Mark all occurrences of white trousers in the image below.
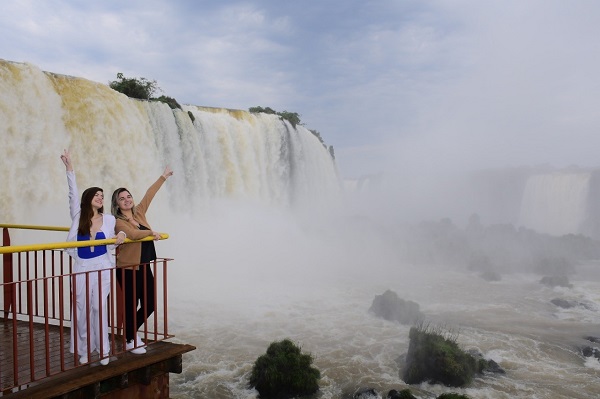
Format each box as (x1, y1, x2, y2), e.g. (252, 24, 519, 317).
(69, 264, 111, 357)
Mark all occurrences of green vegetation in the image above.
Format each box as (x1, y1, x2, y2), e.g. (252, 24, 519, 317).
(249, 106, 277, 115)
(249, 106, 301, 128)
(249, 339, 320, 398)
(108, 73, 185, 112)
(106, 81, 333, 152)
(403, 323, 477, 387)
(276, 111, 301, 128)
(155, 95, 181, 110)
(109, 73, 159, 100)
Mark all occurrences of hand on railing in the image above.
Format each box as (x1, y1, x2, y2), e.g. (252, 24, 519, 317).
(116, 231, 126, 245)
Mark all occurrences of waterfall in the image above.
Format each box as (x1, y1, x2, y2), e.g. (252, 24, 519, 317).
(518, 172, 591, 236)
(0, 59, 341, 229)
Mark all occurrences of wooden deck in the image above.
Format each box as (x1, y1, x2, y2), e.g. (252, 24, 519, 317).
(0, 317, 195, 398)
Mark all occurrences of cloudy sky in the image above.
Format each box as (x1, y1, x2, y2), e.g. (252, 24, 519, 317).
(2, 0, 600, 179)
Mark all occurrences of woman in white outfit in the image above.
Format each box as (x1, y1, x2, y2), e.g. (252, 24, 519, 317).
(61, 150, 125, 366)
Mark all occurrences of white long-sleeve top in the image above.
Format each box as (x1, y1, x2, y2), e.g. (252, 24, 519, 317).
(65, 170, 116, 268)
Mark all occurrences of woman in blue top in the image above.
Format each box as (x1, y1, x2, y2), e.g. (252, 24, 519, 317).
(61, 150, 125, 366)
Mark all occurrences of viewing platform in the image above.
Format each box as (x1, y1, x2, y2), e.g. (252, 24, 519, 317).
(0, 224, 195, 398)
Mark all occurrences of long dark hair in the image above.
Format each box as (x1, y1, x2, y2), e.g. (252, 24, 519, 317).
(78, 187, 103, 236)
(111, 187, 134, 221)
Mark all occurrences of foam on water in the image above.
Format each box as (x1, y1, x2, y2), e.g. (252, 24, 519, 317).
(167, 234, 600, 398)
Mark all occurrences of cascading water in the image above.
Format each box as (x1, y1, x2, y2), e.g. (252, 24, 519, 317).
(518, 172, 591, 236)
(0, 59, 340, 224)
(3, 59, 600, 398)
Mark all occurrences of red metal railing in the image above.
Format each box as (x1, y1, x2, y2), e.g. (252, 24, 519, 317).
(0, 225, 173, 393)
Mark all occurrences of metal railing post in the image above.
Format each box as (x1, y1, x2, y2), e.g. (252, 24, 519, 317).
(3, 228, 14, 318)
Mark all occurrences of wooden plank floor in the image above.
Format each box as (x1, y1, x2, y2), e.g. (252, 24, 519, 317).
(5, 341, 196, 399)
(0, 317, 131, 393)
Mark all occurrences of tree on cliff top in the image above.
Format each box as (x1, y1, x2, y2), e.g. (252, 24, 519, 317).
(108, 73, 184, 112)
(249, 106, 302, 128)
(109, 73, 160, 100)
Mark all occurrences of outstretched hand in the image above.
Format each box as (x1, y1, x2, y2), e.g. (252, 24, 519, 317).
(162, 165, 173, 180)
(60, 149, 73, 171)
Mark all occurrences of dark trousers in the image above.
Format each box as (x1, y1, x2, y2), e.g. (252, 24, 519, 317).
(116, 264, 155, 342)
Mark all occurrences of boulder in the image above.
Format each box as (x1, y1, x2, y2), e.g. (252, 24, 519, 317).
(467, 349, 505, 374)
(540, 275, 572, 288)
(551, 298, 594, 310)
(369, 290, 423, 325)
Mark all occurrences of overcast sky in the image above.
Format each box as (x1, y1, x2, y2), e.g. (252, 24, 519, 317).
(2, 0, 600, 179)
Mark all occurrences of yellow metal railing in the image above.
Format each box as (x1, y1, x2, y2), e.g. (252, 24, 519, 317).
(0, 223, 170, 235)
(0, 223, 168, 254)
(0, 223, 69, 232)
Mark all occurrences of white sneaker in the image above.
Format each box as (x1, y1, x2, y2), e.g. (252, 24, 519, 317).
(135, 334, 147, 348)
(79, 355, 88, 364)
(126, 340, 146, 354)
(100, 354, 110, 366)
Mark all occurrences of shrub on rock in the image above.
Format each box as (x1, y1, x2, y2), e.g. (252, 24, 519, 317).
(249, 338, 320, 398)
(402, 324, 477, 387)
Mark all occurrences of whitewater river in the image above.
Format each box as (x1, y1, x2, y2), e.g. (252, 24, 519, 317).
(165, 223, 600, 399)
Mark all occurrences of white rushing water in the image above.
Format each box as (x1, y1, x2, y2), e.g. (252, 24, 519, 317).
(167, 242, 600, 399)
(518, 173, 591, 237)
(2, 59, 600, 398)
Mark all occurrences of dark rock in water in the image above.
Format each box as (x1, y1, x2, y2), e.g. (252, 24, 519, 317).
(466, 253, 501, 281)
(582, 346, 594, 357)
(581, 337, 600, 361)
(387, 388, 417, 399)
(467, 349, 506, 374)
(551, 298, 596, 310)
(467, 253, 493, 272)
(534, 257, 575, 277)
(581, 345, 600, 360)
(479, 269, 502, 282)
(539, 275, 572, 288)
(484, 359, 506, 374)
(353, 387, 379, 398)
(369, 290, 424, 325)
(551, 298, 576, 308)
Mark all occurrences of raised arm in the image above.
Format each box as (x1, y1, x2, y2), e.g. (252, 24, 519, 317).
(60, 149, 80, 220)
(135, 166, 173, 215)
